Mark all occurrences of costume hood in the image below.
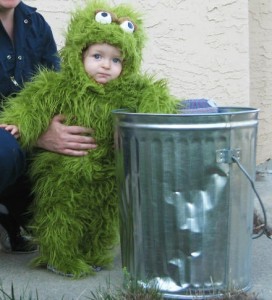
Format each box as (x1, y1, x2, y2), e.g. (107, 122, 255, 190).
(60, 0, 146, 91)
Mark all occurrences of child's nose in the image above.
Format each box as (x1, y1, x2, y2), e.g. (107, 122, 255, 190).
(102, 59, 111, 69)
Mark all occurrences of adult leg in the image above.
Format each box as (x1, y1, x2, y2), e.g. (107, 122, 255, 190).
(0, 129, 25, 193)
(0, 129, 35, 252)
(0, 171, 33, 230)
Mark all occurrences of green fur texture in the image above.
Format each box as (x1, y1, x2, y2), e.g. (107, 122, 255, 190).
(0, 0, 179, 278)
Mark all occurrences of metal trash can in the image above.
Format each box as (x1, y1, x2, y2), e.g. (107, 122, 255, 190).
(113, 107, 259, 299)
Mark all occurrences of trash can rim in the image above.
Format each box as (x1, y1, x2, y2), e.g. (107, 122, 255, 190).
(112, 106, 259, 116)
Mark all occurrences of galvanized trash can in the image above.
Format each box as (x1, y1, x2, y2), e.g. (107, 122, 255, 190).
(113, 107, 259, 299)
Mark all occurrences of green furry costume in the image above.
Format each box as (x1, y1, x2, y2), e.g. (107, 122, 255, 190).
(0, 0, 178, 277)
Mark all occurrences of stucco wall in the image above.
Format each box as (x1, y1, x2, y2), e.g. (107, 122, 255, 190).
(24, 0, 270, 164)
(249, 0, 272, 164)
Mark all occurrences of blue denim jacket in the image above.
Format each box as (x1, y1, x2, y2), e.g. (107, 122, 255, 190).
(0, 1, 60, 101)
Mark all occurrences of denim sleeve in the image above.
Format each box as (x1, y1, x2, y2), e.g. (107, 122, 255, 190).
(37, 14, 60, 71)
(24, 11, 60, 72)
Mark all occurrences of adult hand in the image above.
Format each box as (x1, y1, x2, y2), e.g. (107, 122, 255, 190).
(35, 114, 97, 156)
(0, 124, 20, 139)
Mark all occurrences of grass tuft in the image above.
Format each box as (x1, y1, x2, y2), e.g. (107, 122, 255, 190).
(0, 277, 260, 300)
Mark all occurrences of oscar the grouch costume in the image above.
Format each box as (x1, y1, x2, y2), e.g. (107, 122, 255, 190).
(0, 0, 179, 277)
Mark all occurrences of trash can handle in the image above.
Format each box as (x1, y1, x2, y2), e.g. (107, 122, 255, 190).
(232, 155, 271, 240)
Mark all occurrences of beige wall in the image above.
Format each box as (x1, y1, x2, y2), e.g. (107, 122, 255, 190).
(249, 0, 272, 164)
(24, 0, 271, 164)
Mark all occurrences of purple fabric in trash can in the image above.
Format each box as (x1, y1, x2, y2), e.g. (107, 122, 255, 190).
(180, 98, 218, 114)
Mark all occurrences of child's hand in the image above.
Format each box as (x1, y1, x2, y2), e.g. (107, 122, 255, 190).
(0, 124, 20, 139)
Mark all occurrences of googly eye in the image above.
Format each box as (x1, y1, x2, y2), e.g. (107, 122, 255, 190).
(95, 11, 112, 24)
(120, 20, 135, 33)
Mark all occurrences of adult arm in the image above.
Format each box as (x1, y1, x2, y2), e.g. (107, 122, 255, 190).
(34, 18, 97, 156)
(35, 10, 60, 71)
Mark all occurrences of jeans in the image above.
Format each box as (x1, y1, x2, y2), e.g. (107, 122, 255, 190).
(0, 129, 33, 241)
(0, 128, 26, 193)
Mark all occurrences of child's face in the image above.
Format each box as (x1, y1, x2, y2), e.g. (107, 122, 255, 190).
(83, 43, 123, 85)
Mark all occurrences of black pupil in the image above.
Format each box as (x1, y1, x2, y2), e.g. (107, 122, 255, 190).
(102, 12, 108, 17)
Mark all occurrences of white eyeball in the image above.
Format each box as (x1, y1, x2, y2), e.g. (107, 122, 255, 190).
(120, 20, 135, 33)
(95, 11, 112, 24)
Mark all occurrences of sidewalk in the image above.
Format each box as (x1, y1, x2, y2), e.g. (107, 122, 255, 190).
(0, 247, 123, 300)
(0, 172, 272, 300)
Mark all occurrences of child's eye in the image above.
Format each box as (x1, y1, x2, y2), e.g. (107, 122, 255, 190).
(112, 58, 122, 63)
(95, 11, 112, 24)
(119, 20, 135, 33)
(93, 54, 101, 60)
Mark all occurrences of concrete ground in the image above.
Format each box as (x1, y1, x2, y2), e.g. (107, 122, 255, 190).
(0, 248, 123, 300)
(0, 171, 271, 300)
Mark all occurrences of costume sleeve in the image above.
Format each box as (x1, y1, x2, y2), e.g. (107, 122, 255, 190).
(136, 76, 180, 114)
(0, 70, 59, 150)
